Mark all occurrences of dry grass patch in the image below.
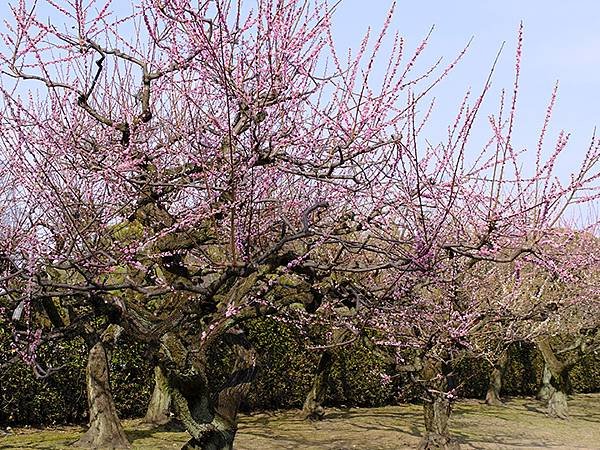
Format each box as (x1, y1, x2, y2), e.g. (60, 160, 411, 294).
(1, 394, 598, 449)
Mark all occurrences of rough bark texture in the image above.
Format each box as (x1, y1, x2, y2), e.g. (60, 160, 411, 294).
(485, 351, 508, 406)
(74, 334, 130, 449)
(418, 397, 460, 450)
(169, 367, 237, 450)
(547, 390, 569, 419)
(537, 339, 570, 419)
(161, 330, 256, 450)
(302, 351, 334, 420)
(536, 364, 555, 402)
(143, 366, 172, 426)
(417, 358, 460, 450)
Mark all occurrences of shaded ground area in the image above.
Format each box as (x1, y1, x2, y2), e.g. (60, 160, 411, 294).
(1, 394, 599, 449)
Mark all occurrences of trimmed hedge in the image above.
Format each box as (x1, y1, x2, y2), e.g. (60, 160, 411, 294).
(457, 341, 600, 399)
(0, 330, 153, 426)
(243, 319, 396, 410)
(1, 319, 598, 425)
(0, 331, 87, 425)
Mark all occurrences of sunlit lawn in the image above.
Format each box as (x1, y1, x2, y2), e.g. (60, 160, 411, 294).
(2, 394, 599, 449)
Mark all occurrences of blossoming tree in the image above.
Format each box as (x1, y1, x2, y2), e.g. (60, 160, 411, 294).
(358, 27, 600, 448)
(0, 0, 458, 448)
(1, 1, 598, 450)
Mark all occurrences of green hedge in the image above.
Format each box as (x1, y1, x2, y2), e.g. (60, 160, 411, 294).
(242, 319, 396, 410)
(0, 330, 153, 426)
(242, 318, 319, 409)
(1, 319, 599, 426)
(0, 330, 87, 425)
(570, 353, 600, 394)
(457, 342, 600, 398)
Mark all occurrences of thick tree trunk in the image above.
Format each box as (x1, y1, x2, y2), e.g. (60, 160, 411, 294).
(418, 396, 459, 450)
(143, 366, 172, 426)
(485, 350, 508, 406)
(161, 331, 256, 450)
(536, 364, 555, 402)
(537, 339, 570, 419)
(547, 389, 569, 419)
(302, 350, 334, 420)
(74, 338, 130, 449)
(418, 358, 459, 450)
(168, 368, 238, 450)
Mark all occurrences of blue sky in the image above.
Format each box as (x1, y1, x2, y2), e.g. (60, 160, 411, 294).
(1, 0, 598, 182)
(331, 0, 600, 180)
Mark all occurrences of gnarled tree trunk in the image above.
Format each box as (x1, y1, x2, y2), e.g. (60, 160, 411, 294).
(537, 339, 570, 419)
(161, 330, 256, 450)
(547, 389, 569, 419)
(302, 327, 355, 420)
(302, 350, 334, 420)
(485, 350, 508, 406)
(419, 395, 459, 450)
(418, 358, 460, 450)
(143, 365, 172, 426)
(536, 363, 555, 402)
(74, 326, 129, 449)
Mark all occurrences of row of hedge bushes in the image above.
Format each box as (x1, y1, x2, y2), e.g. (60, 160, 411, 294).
(1, 318, 599, 425)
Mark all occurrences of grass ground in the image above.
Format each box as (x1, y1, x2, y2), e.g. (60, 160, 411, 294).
(1, 394, 599, 449)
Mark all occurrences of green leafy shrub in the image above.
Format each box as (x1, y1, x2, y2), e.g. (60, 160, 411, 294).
(501, 342, 544, 397)
(107, 338, 154, 419)
(569, 353, 600, 394)
(0, 326, 152, 425)
(243, 318, 319, 409)
(1, 319, 599, 426)
(0, 331, 87, 425)
(327, 341, 396, 407)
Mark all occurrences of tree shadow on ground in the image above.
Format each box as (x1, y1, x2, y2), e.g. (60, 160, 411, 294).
(124, 420, 188, 446)
(449, 428, 562, 449)
(521, 402, 547, 414)
(2, 395, 598, 450)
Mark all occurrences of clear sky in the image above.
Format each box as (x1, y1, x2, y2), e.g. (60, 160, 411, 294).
(1, 0, 598, 181)
(331, 0, 600, 180)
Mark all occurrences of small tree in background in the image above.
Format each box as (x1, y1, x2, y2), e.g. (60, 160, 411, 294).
(355, 25, 600, 449)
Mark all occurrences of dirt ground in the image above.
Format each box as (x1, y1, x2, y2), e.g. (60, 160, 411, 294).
(1, 394, 599, 449)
